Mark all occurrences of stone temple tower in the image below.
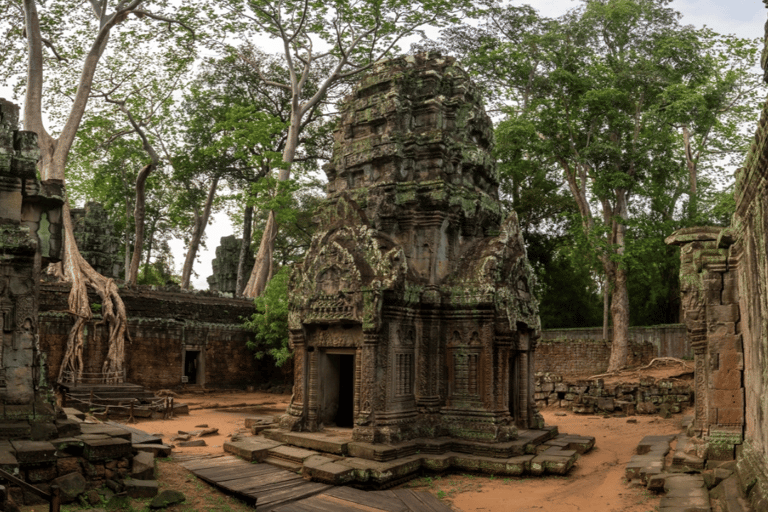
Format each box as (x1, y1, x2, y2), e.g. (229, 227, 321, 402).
(282, 53, 542, 444)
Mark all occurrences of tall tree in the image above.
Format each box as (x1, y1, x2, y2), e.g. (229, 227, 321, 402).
(226, 0, 471, 297)
(1, 0, 197, 383)
(432, 0, 761, 370)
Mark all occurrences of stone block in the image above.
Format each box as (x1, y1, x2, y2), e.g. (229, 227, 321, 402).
(82, 438, 131, 461)
(51, 471, 87, 503)
(82, 461, 105, 478)
(11, 440, 57, 465)
(30, 421, 58, 441)
(79, 424, 132, 441)
(302, 455, 355, 484)
(55, 419, 82, 438)
(223, 439, 283, 462)
(132, 451, 155, 480)
(0, 448, 18, 472)
(178, 439, 206, 447)
(0, 422, 32, 439)
(57, 457, 81, 475)
(597, 397, 615, 412)
(25, 464, 57, 483)
(150, 489, 186, 509)
(124, 479, 158, 498)
(716, 407, 745, 426)
(133, 443, 172, 458)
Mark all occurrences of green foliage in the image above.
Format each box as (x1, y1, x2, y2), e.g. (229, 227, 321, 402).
(244, 266, 292, 366)
(432, 0, 764, 329)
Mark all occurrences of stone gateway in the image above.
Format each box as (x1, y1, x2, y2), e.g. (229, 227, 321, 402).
(281, 53, 542, 444)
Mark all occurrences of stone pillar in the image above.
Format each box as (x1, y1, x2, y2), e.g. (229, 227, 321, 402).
(0, 98, 63, 429)
(666, 226, 745, 459)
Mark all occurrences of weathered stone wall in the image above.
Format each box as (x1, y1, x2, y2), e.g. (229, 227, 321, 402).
(534, 339, 655, 377)
(70, 202, 122, 279)
(533, 373, 693, 415)
(664, 20, 768, 508)
(38, 284, 285, 389)
(730, 93, 768, 510)
(207, 235, 254, 295)
(541, 324, 689, 360)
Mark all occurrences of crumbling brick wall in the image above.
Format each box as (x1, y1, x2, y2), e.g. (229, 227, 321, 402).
(535, 339, 655, 377)
(38, 283, 287, 389)
(541, 324, 690, 359)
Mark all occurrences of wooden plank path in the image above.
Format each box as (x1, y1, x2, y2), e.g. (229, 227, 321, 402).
(178, 455, 454, 512)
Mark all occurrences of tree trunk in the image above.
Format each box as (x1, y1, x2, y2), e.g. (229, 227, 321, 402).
(236, 204, 254, 297)
(602, 275, 610, 340)
(181, 177, 219, 289)
(242, 210, 278, 297)
(243, 117, 299, 298)
(605, 189, 630, 372)
(606, 264, 630, 372)
(682, 126, 698, 219)
(24, 0, 130, 384)
(124, 193, 131, 279)
(127, 163, 154, 285)
(57, 202, 128, 384)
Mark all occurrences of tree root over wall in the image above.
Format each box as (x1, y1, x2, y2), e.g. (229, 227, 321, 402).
(57, 202, 128, 385)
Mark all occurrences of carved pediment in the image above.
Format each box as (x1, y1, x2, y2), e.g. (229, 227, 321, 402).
(289, 195, 408, 329)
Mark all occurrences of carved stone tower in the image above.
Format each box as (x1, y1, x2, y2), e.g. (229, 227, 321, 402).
(282, 53, 542, 444)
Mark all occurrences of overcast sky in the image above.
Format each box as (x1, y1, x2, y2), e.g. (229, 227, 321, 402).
(3, 1, 767, 290)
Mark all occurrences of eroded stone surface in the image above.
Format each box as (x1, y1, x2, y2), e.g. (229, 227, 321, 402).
(282, 52, 541, 447)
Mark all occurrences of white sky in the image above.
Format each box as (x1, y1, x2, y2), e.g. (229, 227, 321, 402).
(3, 1, 767, 290)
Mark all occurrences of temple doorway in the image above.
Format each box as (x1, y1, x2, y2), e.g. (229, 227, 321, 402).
(318, 350, 355, 427)
(183, 346, 204, 385)
(509, 354, 520, 423)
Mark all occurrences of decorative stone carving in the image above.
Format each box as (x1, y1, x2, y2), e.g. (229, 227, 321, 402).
(207, 235, 254, 294)
(0, 98, 62, 423)
(281, 53, 542, 444)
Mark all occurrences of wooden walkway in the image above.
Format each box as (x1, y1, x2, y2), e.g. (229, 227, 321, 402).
(178, 455, 453, 512)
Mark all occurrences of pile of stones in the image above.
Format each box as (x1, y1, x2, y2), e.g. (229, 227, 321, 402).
(534, 373, 693, 415)
(0, 409, 175, 509)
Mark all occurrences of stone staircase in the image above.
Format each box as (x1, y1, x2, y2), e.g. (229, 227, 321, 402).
(65, 383, 156, 409)
(225, 422, 595, 489)
(624, 418, 754, 512)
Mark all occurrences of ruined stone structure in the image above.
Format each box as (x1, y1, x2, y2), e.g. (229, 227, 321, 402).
(282, 53, 542, 444)
(665, 18, 768, 508)
(207, 235, 254, 295)
(38, 284, 278, 390)
(70, 202, 122, 279)
(0, 98, 63, 431)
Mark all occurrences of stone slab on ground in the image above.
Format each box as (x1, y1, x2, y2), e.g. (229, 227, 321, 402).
(133, 443, 173, 458)
(124, 479, 159, 498)
(267, 444, 319, 464)
(263, 429, 349, 455)
(224, 438, 284, 462)
(301, 455, 356, 485)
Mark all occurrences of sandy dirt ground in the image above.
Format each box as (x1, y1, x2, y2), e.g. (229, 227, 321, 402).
(78, 389, 685, 512)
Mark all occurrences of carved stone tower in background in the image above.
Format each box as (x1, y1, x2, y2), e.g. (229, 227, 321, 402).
(282, 53, 542, 444)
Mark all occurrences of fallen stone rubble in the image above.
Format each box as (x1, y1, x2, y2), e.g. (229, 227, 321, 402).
(535, 373, 693, 416)
(624, 416, 754, 512)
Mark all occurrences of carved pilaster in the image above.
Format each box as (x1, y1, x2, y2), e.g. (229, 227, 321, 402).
(306, 348, 318, 431)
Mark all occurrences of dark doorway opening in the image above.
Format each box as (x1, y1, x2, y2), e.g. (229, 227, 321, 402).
(335, 354, 355, 427)
(184, 350, 200, 384)
(509, 354, 519, 423)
